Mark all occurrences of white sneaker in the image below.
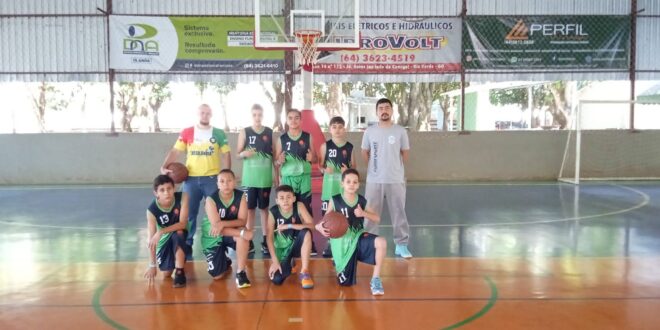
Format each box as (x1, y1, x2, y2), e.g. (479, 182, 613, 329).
(395, 244, 413, 259)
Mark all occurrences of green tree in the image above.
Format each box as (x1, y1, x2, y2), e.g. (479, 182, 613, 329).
(29, 82, 69, 132)
(116, 82, 138, 132)
(195, 82, 208, 101)
(144, 82, 172, 132)
(262, 82, 286, 132)
(210, 83, 236, 131)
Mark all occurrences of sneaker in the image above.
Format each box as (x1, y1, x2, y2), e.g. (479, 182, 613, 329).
(370, 277, 384, 295)
(395, 244, 413, 259)
(261, 241, 270, 256)
(248, 240, 255, 254)
(311, 241, 318, 256)
(322, 244, 332, 258)
(173, 269, 186, 288)
(235, 270, 251, 288)
(299, 271, 314, 289)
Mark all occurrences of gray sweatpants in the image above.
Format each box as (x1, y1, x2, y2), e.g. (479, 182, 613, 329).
(364, 182, 410, 245)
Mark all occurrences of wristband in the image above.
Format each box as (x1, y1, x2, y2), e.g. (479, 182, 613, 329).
(148, 262, 157, 268)
(240, 229, 245, 238)
(288, 224, 293, 230)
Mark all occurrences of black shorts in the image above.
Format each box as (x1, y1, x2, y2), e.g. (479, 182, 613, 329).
(337, 233, 378, 286)
(156, 231, 189, 272)
(271, 228, 310, 285)
(204, 236, 236, 277)
(246, 187, 271, 210)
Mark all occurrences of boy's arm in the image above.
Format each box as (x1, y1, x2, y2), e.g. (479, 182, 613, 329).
(350, 148, 357, 169)
(295, 202, 315, 230)
(236, 129, 247, 155)
(145, 211, 158, 281)
(274, 137, 283, 178)
(307, 135, 318, 163)
(361, 204, 381, 223)
(318, 143, 327, 172)
(266, 211, 282, 278)
(272, 133, 279, 187)
(220, 193, 248, 229)
(204, 197, 224, 236)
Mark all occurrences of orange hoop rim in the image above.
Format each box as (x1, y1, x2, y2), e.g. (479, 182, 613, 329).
(294, 29, 322, 44)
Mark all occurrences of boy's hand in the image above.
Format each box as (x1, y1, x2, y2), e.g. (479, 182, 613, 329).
(144, 266, 157, 283)
(148, 232, 162, 250)
(276, 223, 291, 233)
(241, 150, 255, 159)
(277, 152, 286, 165)
(315, 222, 330, 238)
(325, 166, 334, 174)
(268, 261, 282, 279)
(340, 164, 348, 173)
(354, 204, 366, 218)
(210, 221, 224, 237)
(306, 150, 313, 162)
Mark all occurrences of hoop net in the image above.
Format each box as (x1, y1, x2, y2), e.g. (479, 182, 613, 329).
(294, 29, 322, 67)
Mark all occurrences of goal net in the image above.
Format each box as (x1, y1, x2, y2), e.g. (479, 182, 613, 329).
(558, 100, 660, 184)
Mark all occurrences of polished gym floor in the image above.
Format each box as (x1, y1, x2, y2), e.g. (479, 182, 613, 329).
(1, 182, 659, 329)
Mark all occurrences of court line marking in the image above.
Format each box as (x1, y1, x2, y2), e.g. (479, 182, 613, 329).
(92, 282, 128, 330)
(6, 295, 660, 310)
(0, 183, 649, 231)
(443, 276, 498, 330)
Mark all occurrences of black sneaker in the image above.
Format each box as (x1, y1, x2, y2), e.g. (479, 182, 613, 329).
(173, 269, 186, 288)
(261, 241, 270, 256)
(248, 240, 255, 254)
(311, 241, 318, 256)
(236, 270, 251, 288)
(322, 244, 332, 258)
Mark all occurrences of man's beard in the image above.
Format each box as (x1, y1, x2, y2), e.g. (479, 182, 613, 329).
(199, 120, 210, 126)
(380, 114, 390, 121)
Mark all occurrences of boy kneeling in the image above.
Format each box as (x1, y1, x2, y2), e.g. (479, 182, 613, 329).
(144, 175, 190, 288)
(315, 169, 386, 295)
(202, 169, 253, 288)
(266, 185, 315, 289)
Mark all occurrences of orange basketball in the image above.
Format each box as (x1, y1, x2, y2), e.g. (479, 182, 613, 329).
(166, 162, 188, 184)
(322, 211, 349, 238)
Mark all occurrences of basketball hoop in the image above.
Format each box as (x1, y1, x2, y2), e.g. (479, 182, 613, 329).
(294, 29, 322, 68)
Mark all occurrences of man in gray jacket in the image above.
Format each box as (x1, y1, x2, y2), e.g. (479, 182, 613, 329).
(361, 98, 412, 258)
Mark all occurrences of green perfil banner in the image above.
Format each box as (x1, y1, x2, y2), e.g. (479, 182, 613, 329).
(463, 16, 630, 70)
(110, 16, 284, 72)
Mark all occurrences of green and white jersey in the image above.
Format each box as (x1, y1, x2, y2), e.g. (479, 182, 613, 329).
(321, 140, 353, 201)
(201, 189, 244, 253)
(269, 204, 302, 260)
(329, 193, 367, 273)
(280, 131, 312, 177)
(241, 126, 274, 188)
(147, 192, 184, 252)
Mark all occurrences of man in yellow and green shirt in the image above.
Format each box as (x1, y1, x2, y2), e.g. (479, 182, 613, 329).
(161, 104, 231, 260)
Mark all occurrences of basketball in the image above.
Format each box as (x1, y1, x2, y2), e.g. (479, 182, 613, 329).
(322, 211, 349, 238)
(166, 162, 188, 184)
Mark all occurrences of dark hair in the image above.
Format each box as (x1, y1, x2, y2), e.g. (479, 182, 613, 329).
(276, 185, 295, 195)
(342, 168, 360, 181)
(376, 98, 393, 109)
(219, 169, 235, 178)
(251, 104, 263, 111)
(329, 116, 345, 126)
(286, 108, 301, 117)
(153, 174, 174, 191)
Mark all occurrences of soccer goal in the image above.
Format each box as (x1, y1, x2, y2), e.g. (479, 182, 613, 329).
(558, 99, 660, 184)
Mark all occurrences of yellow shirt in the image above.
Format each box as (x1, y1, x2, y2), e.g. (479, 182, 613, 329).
(173, 126, 230, 176)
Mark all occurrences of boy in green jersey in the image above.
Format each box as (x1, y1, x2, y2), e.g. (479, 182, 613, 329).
(144, 175, 190, 288)
(315, 169, 387, 295)
(318, 116, 356, 258)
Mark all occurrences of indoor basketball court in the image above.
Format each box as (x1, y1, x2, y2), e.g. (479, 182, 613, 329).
(2, 0, 660, 329)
